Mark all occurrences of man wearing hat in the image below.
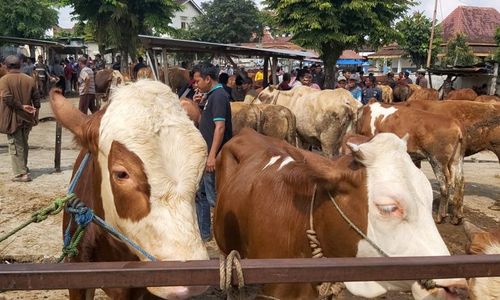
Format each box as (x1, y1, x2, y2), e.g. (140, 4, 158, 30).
(0, 55, 40, 182)
(336, 75, 347, 89)
(347, 75, 362, 103)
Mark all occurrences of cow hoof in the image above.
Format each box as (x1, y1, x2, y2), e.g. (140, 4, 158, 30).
(450, 216, 463, 225)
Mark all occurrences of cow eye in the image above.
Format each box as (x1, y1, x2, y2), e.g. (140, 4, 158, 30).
(114, 171, 129, 180)
(377, 204, 399, 215)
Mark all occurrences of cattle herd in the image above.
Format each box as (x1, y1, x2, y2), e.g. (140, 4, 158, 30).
(47, 76, 499, 300)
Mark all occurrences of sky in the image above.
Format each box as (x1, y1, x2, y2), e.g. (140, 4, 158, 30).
(57, 0, 500, 28)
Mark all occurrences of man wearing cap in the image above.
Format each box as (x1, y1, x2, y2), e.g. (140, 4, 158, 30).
(0, 55, 40, 182)
(336, 75, 347, 89)
(416, 70, 428, 88)
(77, 56, 97, 114)
(347, 75, 362, 103)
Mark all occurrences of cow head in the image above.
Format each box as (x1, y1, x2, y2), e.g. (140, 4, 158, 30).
(344, 133, 467, 299)
(464, 222, 500, 300)
(50, 81, 209, 299)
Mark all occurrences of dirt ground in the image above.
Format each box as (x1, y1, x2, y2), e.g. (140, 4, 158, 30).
(0, 98, 498, 300)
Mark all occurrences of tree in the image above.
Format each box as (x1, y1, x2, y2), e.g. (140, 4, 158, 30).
(259, 9, 289, 37)
(443, 33, 476, 66)
(190, 0, 262, 44)
(396, 12, 441, 69)
(265, 0, 416, 88)
(62, 0, 180, 71)
(0, 0, 58, 39)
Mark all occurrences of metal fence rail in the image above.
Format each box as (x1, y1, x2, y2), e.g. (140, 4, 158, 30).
(1, 255, 500, 290)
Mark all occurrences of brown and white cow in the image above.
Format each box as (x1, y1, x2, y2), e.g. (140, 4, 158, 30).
(231, 102, 296, 145)
(464, 222, 500, 300)
(50, 80, 209, 299)
(405, 100, 500, 163)
(214, 128, 466, 300)
(356, 102, 465, 224)
(256, 85, 360, 156)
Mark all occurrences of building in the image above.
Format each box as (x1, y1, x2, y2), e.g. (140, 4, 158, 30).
(171, 0, 203, 30)
(440, 6, 500, 59)
(369, 6, 500, 74)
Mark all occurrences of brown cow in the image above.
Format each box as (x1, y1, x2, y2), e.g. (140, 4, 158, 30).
(230, 102, 296, 145)
(464, 222, 500, 300)
(393, 84, 411, 102)
(50, 80, 209, 299)
(446, 88, 478, 100)
(405, 100, 500, 161)
(475, 95, 500, 103)
(214, 129, 466, 300)
(407, 88, 439, 101)
(356, 102, 465, 224)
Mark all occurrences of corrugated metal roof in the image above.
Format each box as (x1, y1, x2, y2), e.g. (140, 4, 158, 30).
(0, 36, 64, 48)
(138, 35, 319, 60)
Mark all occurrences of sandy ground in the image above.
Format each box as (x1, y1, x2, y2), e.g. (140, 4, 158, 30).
(0, 98, 498, 299)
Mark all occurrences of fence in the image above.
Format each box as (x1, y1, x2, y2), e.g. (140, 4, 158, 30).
(1, 255, 500, 291)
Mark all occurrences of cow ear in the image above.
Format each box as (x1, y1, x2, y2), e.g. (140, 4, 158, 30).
(50, 88, 89, 140)
(463, 221, 485, 241)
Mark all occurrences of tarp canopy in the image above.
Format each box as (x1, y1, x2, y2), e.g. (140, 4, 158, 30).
(337, 59, 365, 65)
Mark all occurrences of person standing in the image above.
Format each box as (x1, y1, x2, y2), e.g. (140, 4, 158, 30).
(193, 63, 232, 241)
(133, 56, 147, 80)
(34, 55, 49, 98)
(347, 76, 362, 103)
(362, 76, 382, 105)
(20, 55, 34, 76)
(312, 64, 325, 89)
(77, 57, 97, 114)
(94, 54, 105, 71)
(416, 70, 428, 88)
(0, 55, 40, 182)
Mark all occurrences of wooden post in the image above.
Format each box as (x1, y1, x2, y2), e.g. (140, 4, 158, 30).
(428, 71, 433, 89)
(54, 122, 62, 172)
(263, 57, 269, 88)
(490, 63, 499, 95)
(272, 57, 278, 85)
(145, 50, 158, 81)
(162, 48, 169, 85)
(426, 0, 438, 68)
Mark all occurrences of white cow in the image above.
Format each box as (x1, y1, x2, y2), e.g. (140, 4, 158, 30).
(255, 86, 360, 156)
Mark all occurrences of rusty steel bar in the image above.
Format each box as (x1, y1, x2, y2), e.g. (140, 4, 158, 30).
(1, 255, 499, 290)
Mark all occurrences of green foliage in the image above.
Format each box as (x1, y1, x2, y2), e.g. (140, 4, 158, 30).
(62, 0, 180, 59)
(443, 33, 476, 66)
(0, 0, 58, 39)
(258, 9, 288, 37)
(495, 27, 500, 62)
(265, 0, 416, 88)
(190, 0, 262, 44)
(396, 12, 441, 68)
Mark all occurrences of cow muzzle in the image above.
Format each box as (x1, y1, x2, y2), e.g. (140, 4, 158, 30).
(412, 278, 468, 300)
(147, 285, 208, 299)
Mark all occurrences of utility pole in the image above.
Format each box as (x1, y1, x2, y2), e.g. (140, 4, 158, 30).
(426, 0, 439, 68)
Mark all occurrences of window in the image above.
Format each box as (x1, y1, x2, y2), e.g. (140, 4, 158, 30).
(181, 22, 187, 29)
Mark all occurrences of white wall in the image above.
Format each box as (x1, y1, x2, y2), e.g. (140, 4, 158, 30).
(170, 1, 201, 30)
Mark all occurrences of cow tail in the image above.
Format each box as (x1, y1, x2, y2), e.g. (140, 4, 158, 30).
(287, 110, 297, 146)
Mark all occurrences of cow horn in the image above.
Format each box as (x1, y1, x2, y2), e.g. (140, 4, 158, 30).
(463, 221, 485, 241)
(49, 88, 89, 140)
(401, 133, 410, 144)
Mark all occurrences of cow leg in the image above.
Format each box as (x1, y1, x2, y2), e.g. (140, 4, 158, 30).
(449, 156, 465, 225)
(69, 288, 95, 300)
(428, 157, 448, 223)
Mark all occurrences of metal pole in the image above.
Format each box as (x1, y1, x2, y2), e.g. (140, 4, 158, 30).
(272, 57, 278, 85)
(426, 0, 439, 68)
(162, 48, 169, 85)
(263, 56, 269, 87)
(54, 122, 62, 172)
(145, 50, 158, 81)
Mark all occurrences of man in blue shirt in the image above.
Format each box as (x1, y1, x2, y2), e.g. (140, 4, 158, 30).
(193, 63, 232, 241)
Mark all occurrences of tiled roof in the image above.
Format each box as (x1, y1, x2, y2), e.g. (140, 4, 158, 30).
(440, 6, 500, 44)
(368, 43, 406, 58)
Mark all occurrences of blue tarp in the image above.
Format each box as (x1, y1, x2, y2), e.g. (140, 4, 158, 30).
(337, 59, 365, 65)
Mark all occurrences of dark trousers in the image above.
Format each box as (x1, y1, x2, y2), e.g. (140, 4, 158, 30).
(79, 94, 97, 114)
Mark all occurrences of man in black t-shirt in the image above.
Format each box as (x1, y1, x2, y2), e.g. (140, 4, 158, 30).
(193, 63, 232, 241)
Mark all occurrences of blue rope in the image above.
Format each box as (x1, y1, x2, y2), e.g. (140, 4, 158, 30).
(62, 152, 157, 262)
(67, 153, 91, 194)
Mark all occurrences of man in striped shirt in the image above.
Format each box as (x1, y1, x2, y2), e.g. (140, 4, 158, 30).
(77, 57, 97, 114)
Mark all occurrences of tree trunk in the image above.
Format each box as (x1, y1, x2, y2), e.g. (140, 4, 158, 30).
(121, 50, 128, 76)
(321, 47, 343, 89)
